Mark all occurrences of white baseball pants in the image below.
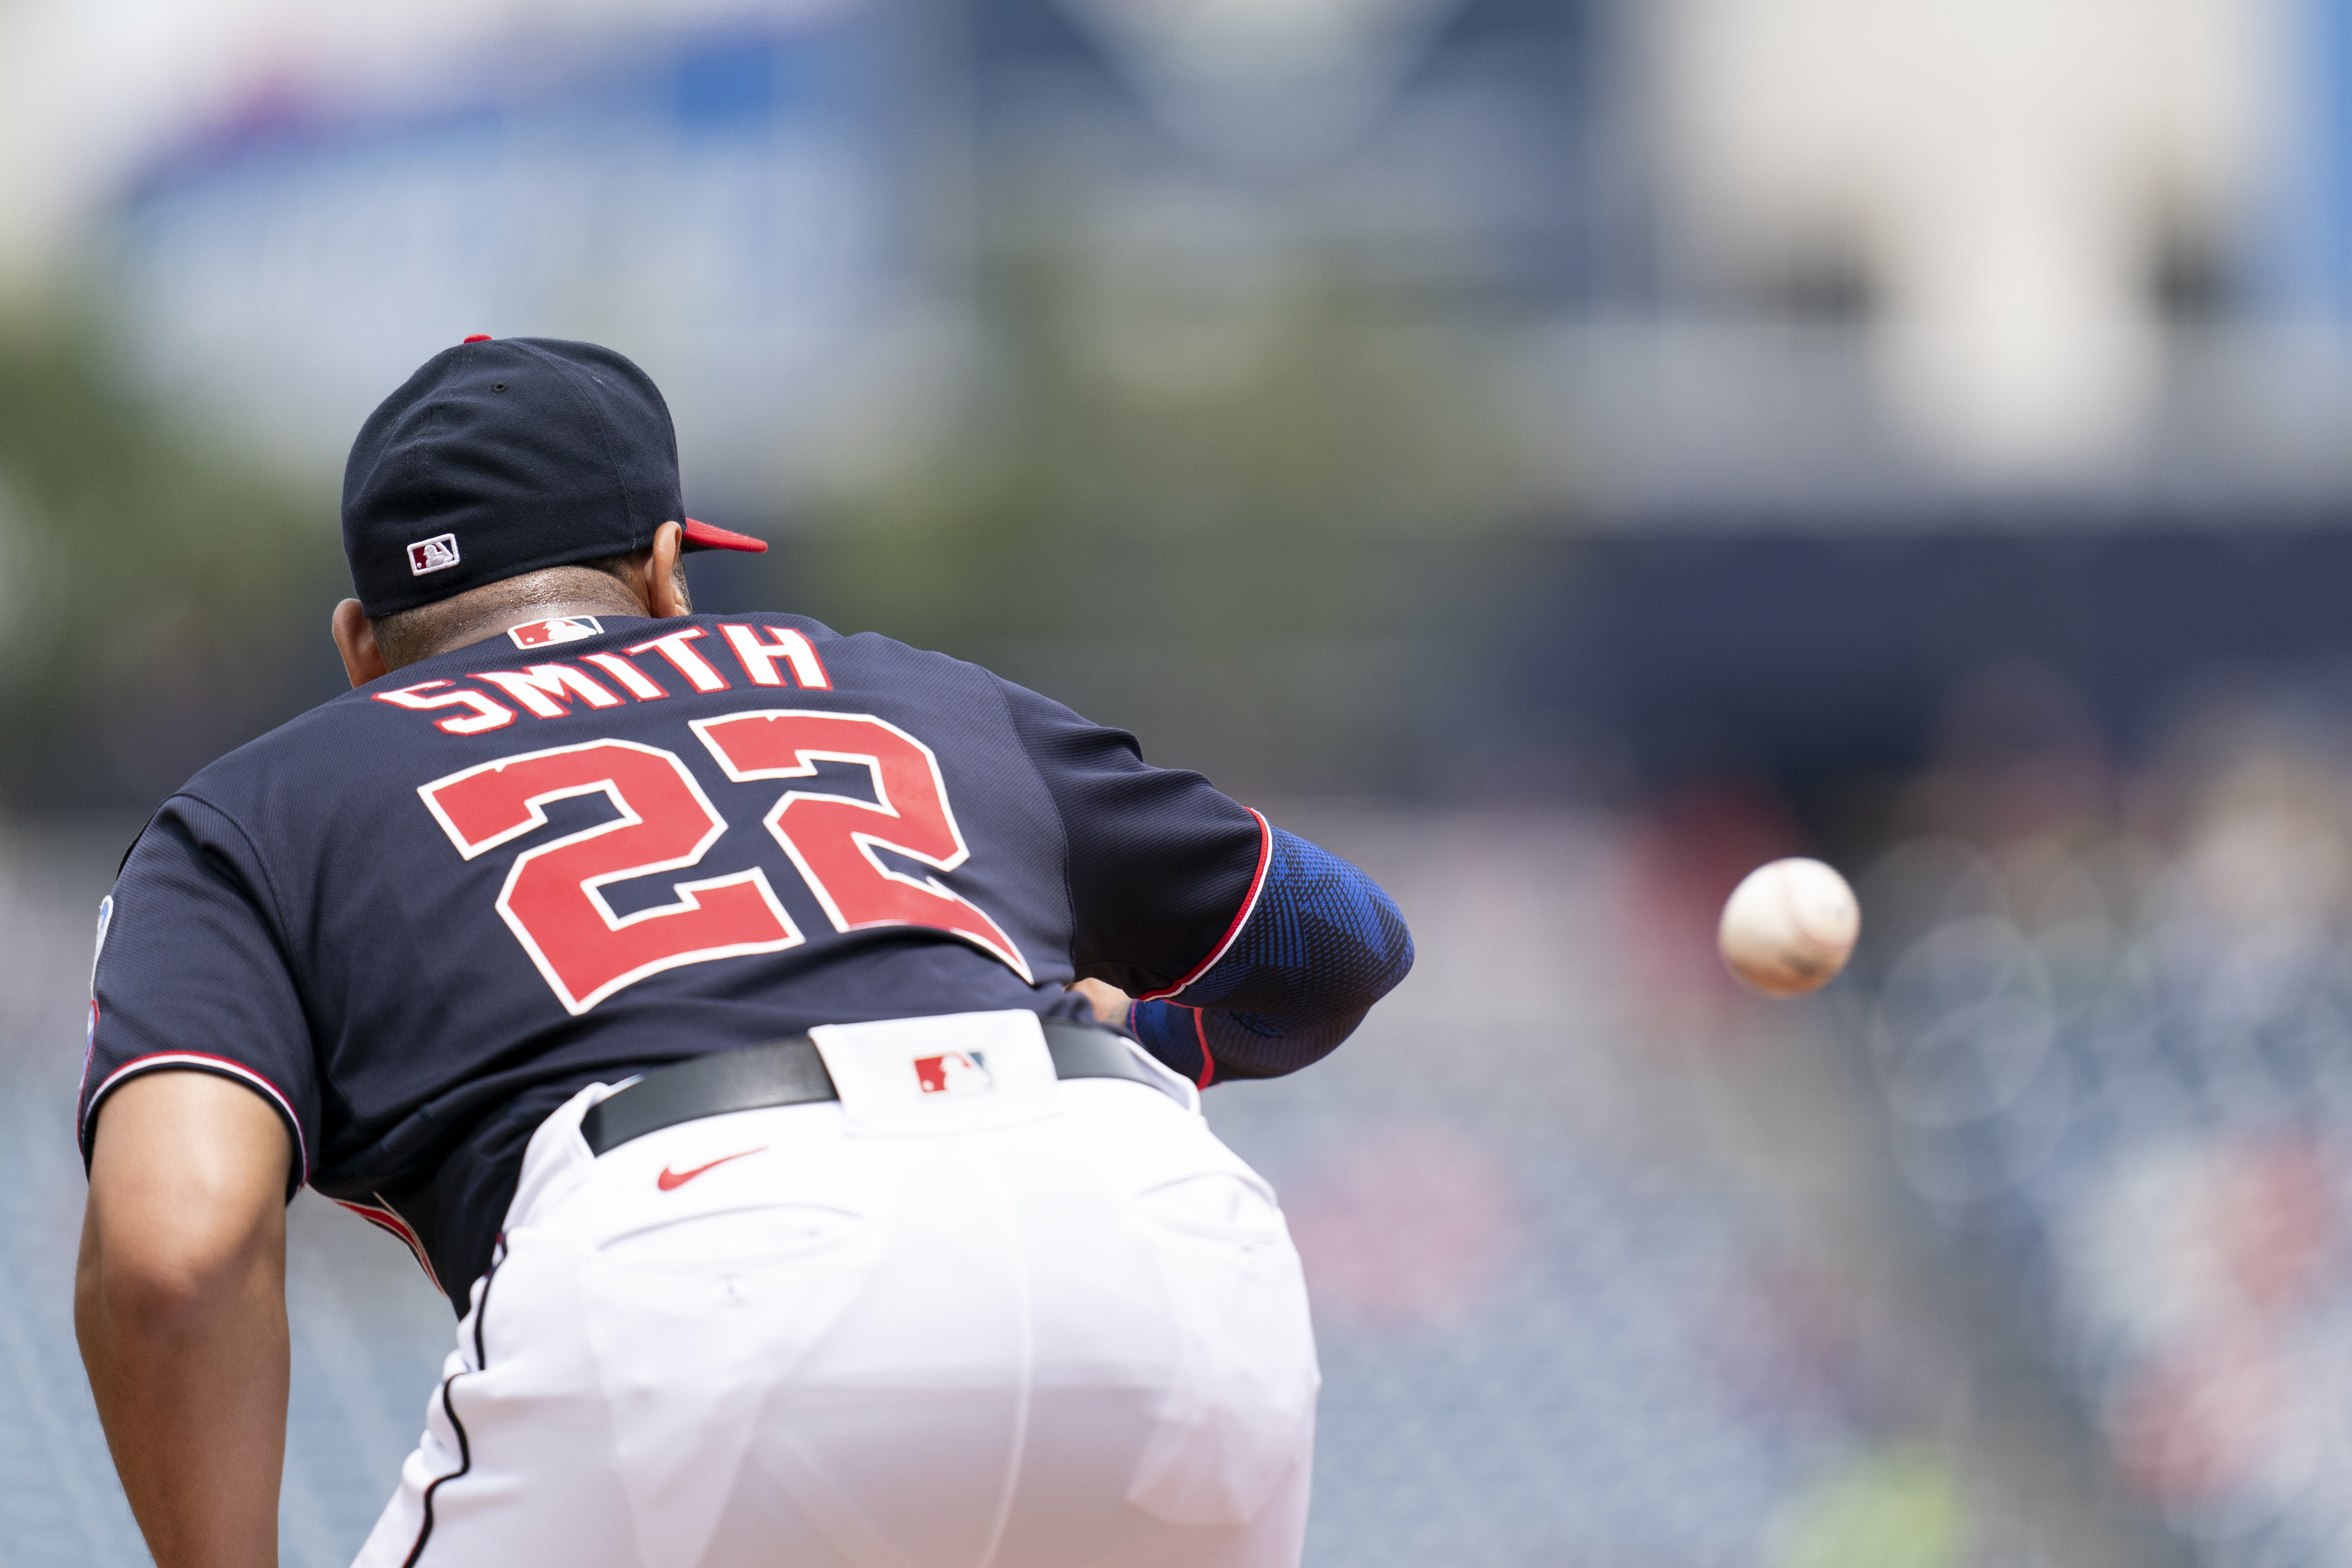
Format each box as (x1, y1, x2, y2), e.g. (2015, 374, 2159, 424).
(352, 1020, 1319, 1568)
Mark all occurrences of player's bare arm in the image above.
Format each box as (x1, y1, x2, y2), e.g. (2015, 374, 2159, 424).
(77, 1070, 294, 1568)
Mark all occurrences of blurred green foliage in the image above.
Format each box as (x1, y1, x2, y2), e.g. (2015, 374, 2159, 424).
(0, 227, 1570, 809)
(0, 312, 344, 809)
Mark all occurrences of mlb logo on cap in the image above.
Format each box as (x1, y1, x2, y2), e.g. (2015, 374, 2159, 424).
(408, 533, 460, 575)
(509, 616, 604, 649)
(914, 1052, 993, 1096)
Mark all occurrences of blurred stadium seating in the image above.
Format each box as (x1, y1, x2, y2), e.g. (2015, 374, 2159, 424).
(1848, 671, 2352, 1563)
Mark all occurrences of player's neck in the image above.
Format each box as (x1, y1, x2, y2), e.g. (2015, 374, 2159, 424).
(466, 602, 644, 649)
(458, 597, 649, 655)
(394, 584, 656, 669)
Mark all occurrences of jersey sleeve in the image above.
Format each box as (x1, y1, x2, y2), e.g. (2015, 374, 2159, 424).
(999, 680, 1412, 1083)
(1125, 826, 1413, 1084)
(77, 794, 319, 1195)
(997, 679, 1267, 996)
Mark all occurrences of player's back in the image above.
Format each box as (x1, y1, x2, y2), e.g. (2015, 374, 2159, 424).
(308, 611, 1071, 1073)
(86, 610, 1260, 1304)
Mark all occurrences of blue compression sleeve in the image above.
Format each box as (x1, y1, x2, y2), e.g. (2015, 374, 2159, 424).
(1127, 826, 1412, 1084)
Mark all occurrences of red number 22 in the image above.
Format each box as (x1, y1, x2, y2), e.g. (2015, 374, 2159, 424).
(417, 715, 1029, 1015)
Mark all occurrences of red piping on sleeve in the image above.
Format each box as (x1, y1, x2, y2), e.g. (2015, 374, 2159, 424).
(1193, 1007, 1216, 1088)
(1135, 808, 1272, 1002)
(82, 1052, 311, 1181)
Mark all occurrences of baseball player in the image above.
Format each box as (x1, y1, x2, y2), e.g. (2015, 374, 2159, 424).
(73, 337, 1413, 1568)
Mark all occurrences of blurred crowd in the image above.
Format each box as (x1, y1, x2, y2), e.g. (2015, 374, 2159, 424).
(1845, 665, 2352, 1562)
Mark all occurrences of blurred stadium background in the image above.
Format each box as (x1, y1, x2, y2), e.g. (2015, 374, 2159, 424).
(11, 0, 2352, 1564)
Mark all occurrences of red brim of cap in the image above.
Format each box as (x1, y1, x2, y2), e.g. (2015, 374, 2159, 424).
(681, 517, 769, 554)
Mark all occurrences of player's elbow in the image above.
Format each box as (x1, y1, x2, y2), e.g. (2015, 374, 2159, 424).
(80, 1162, 288, 1348)
(1260, 913, 1412, 1073)
(80, 1208, 277, 1343)
(83, 1248, 208, 1345)
(1298, 890, 1415, 1028)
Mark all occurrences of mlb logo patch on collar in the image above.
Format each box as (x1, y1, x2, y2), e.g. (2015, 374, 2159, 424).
(508, 616, 603, 649)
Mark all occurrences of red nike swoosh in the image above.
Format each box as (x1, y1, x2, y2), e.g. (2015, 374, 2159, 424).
(656, 1147, 765, 1192)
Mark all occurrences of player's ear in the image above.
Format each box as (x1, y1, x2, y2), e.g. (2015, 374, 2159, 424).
(331, 599, 390, 689)
(648, 521, 690, 617)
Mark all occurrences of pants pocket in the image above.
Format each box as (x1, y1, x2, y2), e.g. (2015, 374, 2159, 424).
(580, 1204, 882, 1568)
(1125, 1173, 1322, 1528)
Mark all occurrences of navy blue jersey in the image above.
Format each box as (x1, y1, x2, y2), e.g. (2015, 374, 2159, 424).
(79, 613, 1267, 1308)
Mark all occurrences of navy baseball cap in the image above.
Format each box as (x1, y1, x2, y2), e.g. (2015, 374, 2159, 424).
(342, 335, 765, 617)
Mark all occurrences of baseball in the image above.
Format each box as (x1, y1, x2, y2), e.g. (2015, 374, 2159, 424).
(1717, 857, 1860, 998)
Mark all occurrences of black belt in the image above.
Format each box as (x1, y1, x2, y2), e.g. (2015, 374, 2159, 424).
(580, 1019, 1183, 1157)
